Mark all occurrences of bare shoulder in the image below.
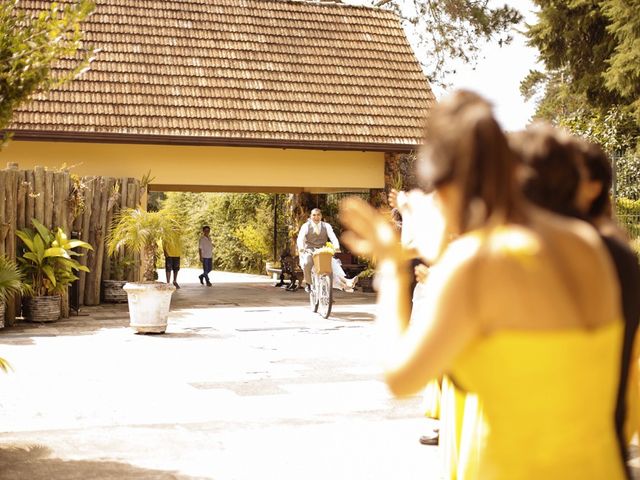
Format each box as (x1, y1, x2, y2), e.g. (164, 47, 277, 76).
(531, 207, 601, 248)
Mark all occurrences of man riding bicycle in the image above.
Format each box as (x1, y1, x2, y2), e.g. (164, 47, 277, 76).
(296, 208, 358, 293)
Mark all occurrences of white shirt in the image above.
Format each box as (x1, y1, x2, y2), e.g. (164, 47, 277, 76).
(296, 220, 340, 252)
(199, 235, 213, 258)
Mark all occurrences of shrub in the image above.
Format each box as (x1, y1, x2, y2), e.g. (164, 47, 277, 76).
(17, 219, 92, 296)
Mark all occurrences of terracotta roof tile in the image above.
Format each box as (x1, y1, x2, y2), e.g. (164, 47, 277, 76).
(11, 0, 434, 148)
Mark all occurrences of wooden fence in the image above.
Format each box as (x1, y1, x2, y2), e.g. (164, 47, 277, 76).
(1, 163, 142, 326)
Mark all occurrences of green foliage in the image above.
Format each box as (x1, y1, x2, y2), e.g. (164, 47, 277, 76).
(525, 1, 640, 140)
(615, 197, 640, 239)
(108, 252, 135, 281)
(601, 0, 640, 121)
(160, 192, 287, 274)
(107, 208, 182, 282)
(358, 267, 375, 278)
(370, 0, 522, 85)
(17, 219, 92, 296)
(612, 153, 640, 200)
(557, 106, 639, 154)
(553, 106, 640, 200)
(0, 0, 95, 137)
(0, 254, 23, 303)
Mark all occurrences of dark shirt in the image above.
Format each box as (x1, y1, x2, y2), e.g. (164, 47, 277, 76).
(601, 233, 640, 472)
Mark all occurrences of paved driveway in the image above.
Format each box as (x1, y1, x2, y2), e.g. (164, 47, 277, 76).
(0, 269, 441, 479)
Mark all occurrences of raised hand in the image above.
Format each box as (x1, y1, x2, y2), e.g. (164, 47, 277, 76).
(339, 197, 403, 262)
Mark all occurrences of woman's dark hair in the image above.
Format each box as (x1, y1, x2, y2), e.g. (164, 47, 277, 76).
(418, 90, 522, 233)
(572, 138, 612, 218)
(508, 124, 582, 218)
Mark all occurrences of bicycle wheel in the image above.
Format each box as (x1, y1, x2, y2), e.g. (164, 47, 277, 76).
(309, 274, 319, 313)
(317, 274, 333, 319)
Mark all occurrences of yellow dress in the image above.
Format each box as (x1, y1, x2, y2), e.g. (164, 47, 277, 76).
(447, 321, 627, 480)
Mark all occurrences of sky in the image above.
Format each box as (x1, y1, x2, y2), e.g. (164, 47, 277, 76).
(444, 1, 540, 131)
(344, 0, 541, 131)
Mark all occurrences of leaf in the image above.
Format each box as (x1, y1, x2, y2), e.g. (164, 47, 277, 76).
(42, 265, 56, 287)
(33, 235, 46, 259)
(32, 219, 52, 244)
(65, 239, 93, 251)
(15, 230, 34, 252)
(44, 247, 69, 259)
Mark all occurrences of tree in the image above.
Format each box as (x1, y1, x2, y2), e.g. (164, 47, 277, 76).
(523, 0, 640, 127)
(0, 0, 94, 137)
(365, 0, 523, 85)
(601, 0, 640, 120)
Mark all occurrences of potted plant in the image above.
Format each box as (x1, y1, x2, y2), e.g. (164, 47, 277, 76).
(107, 208, 182, 334)
(0, 255, 24, 328)
(357, 267, 376, 293)
(102, 253, 134, 303)
(17, 219, 92, 322)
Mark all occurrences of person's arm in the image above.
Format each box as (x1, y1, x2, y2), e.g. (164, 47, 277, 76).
(296, 223, 307, 253)
(340, 197, 479, 397)
(325, 223, 340, 250)
(198, 237, 203, 261)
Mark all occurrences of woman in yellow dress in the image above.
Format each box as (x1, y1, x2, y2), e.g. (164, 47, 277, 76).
(340, 91, 627, 479)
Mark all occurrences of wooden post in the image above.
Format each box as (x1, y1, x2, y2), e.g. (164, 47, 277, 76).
(5, 165, 18, 324)
(25, 170, 35, 227)
(34, 166, 45, 224)
(102, 178, 118, 281)
(84, 177, 105, 305)
(0, 169, 6, 327)
(0, 170, 6, 258)
(78, 177, 94, 306)
(90, 177, 111, 303)
(44, 170, 54, 229)
(16, 170, 26, 231)
(125, 180, 137, 281)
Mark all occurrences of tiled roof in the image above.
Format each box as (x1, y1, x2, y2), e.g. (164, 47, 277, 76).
(10, 0, 434, 150)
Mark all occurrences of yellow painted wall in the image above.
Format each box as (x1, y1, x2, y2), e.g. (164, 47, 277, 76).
(2, 141, 385, 192)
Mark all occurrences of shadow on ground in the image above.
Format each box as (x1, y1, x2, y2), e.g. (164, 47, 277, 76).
(0, 444, 206, 480)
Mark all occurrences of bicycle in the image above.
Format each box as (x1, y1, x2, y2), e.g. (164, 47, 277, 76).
(305, 249, 333, 319)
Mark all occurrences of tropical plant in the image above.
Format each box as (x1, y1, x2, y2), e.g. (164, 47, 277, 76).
(0, 254, 23, 304)
(16, 219, 92, 297)
(358, 267, 376, 278)
(107, 208, 182, 282)
(108, 252, 135, 281)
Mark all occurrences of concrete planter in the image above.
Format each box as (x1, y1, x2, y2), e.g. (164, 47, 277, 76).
(123, 282, 175, 334)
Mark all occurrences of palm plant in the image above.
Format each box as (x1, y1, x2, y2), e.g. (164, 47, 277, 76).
(16, 219, 92, 297)
(107, 208, 182, 282)
(0, 254, 23, 304)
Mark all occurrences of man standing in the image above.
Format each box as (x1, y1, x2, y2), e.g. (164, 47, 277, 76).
(163, 238, 182, 289)
(198, 225, 213, 287)
(296, 208, 356, 292)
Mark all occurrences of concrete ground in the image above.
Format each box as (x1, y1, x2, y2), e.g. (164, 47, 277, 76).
(0, 269, 441, 480)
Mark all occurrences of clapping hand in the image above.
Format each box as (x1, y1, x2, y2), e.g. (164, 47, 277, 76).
(339, 197, 404, 262)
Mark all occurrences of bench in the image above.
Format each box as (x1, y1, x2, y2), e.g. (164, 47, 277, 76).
(267, 255, 303, 291)
(267, 252, 366, 291)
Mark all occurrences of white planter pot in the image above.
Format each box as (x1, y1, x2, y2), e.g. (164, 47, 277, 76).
(123, 282, 176, 334)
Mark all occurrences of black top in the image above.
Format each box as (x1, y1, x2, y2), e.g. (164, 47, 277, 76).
(601, 233, 640, 473)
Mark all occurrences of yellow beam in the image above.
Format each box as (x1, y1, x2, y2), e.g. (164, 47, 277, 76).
(3, 141, 385, 191)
